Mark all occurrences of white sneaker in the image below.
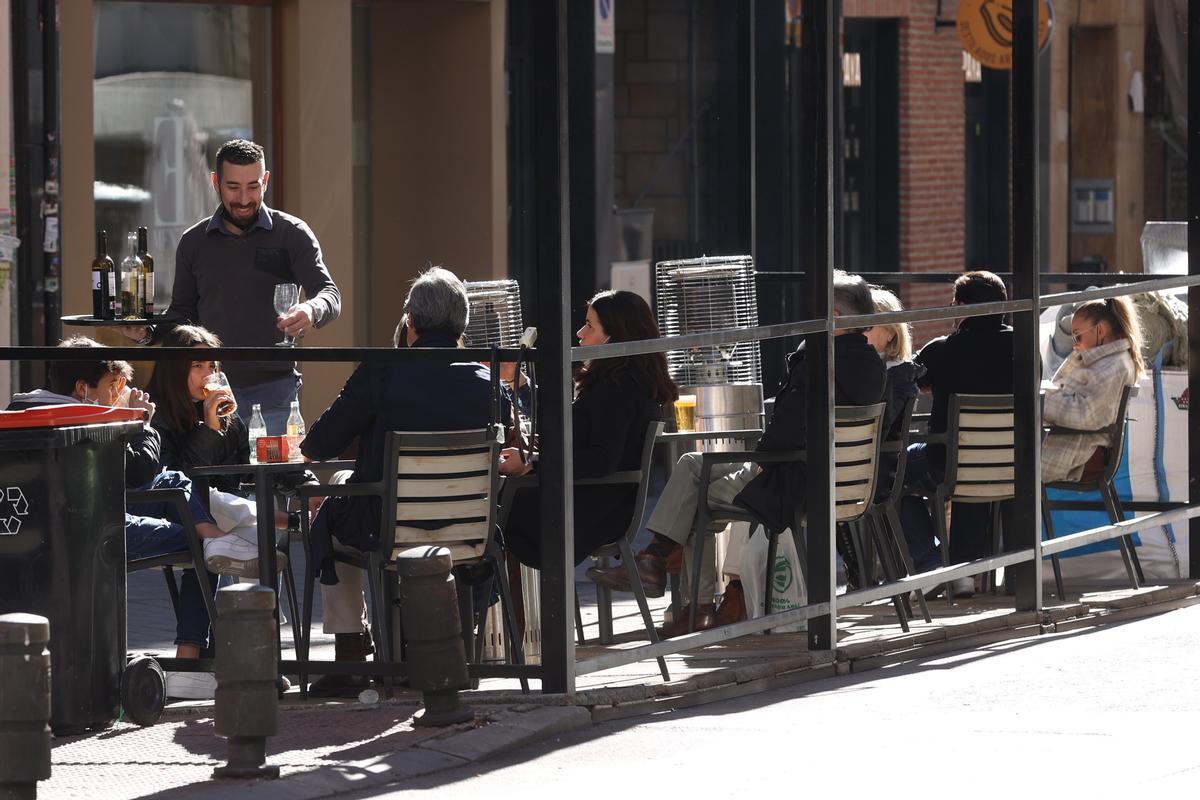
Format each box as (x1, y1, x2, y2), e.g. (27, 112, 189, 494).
(165, 671, 217, 700)
(204, 534, 261, 578)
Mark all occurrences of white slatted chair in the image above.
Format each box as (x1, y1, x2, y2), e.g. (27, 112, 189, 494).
(299, 427, 524, 695)
(688, 403, 895, 631)
(927, 394, 1016, 600)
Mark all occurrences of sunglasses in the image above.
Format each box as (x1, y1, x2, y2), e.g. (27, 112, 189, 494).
(1071, 324, 1098, 344)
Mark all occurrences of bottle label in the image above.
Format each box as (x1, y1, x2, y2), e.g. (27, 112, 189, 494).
(92, 269, 101, 290)
(144, 273, 154, 315)
(108, 273, 118, 312)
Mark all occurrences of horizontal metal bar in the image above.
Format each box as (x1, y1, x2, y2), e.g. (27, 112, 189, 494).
(573, 317, 829, 362)
(756, 271, 1171, 286)
(836, 299, 1034, 330)
(574, 601, 833, 676)
(656, 429, 762, 443)
(840, 549, 1037, 609)
(0, 345, 529, 362)
(1040, 273, 1200, 306)
(469, 663, 545, 679)
(1047, 500, 1185, 512)
(1041, 504, 1200, 557)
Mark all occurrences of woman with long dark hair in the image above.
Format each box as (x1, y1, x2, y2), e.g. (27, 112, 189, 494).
(500, 290, 678, 566)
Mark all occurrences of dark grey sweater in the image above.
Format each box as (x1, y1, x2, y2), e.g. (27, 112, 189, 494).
(167, 204, 342, 387)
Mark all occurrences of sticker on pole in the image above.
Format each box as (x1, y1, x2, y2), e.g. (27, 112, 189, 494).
(0, 487, 30, 535)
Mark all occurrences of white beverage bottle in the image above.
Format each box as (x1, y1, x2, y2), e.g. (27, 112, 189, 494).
(248, 403, 267, 465)
(286, 400, 306, 462)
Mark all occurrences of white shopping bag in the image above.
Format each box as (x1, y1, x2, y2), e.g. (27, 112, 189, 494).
(737, 525, 807, 633)
(207, 488, 259, 544)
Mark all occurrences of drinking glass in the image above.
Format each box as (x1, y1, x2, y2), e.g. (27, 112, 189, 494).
(204, 371, 236, 416)
(274, 283, 300, 346)
(673, 394, 697, 432)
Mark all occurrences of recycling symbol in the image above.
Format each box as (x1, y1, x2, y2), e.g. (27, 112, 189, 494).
(0, 487, 30, 535)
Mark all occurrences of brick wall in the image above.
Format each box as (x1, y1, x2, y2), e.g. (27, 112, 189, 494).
(895, 0, 966, 345)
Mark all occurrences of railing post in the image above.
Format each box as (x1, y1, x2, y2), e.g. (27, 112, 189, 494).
(0, 613, 51, 800)
(1189, 0, 1200, 582)
(1010, 0, 1043, 612)
(532, 0, 575, 695)
(799, 0, 840, 651)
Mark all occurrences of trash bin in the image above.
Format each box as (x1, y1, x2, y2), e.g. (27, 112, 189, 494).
(0, 405, 146, 734)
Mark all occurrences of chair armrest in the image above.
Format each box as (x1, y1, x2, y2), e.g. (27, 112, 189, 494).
(879, 441, 903, 454)
(909, 432, 947, 445)
(1044, 424, 1103, 436)
(127, 487, 185, 506)
(576, 470, 642, 487)
(699, 449, 807, 467)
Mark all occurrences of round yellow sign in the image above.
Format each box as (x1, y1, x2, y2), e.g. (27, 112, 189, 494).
(957, 0, 1053, 71)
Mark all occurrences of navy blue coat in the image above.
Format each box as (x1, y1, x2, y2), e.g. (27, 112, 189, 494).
(301, 333, 505, 583)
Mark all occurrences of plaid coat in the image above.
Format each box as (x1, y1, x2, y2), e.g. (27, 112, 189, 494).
(1041, 339, 1137, 483)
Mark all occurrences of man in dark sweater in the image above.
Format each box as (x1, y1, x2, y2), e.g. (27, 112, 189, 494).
(590, 271, 887, 636)
(899, 271, 1014, 596)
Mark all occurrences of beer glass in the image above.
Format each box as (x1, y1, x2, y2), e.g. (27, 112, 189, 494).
(673, 394, 697, 432)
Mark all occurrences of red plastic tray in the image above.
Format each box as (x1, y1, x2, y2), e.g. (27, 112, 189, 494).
(0, 404, 147, 429)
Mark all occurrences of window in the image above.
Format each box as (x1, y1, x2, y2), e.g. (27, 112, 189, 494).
(93, 2, 273, 305)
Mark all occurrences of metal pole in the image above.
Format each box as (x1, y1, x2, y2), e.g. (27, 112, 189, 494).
(1189, 0, 1200, 581)
(1010, 0, 1042, 611)
(799, 0, 839, 652)
(39, 0, 60, 347)
(532, 0, 574, 695)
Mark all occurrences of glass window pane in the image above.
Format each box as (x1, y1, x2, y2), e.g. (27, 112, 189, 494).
(93, 2, 272, 309)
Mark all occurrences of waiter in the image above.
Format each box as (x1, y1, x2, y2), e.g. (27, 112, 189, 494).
(165, 138, 341, 434)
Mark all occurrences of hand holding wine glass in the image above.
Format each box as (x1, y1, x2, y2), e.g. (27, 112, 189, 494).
(274, 283, 301, 346)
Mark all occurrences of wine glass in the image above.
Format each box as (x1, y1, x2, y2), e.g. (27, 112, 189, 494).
(274, 283, 300, 347)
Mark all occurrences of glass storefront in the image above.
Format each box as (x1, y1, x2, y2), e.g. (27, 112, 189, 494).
(93, 1, 272, 307)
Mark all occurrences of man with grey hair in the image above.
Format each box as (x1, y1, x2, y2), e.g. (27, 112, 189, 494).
(590, 270, 887, 636)
(299, 265, 504, 694)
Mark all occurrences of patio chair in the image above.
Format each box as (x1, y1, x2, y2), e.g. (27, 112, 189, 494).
(1041, 383, 1142, 599)
(686, 403, 890, 633)
(911, 394, 1016, 603)
(297, 427, 525, 697)
(856, 396, 933, 626)
(578, 421, 669, 681)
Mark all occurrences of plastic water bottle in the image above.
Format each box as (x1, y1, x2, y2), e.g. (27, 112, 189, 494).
(286, 400, 305, 462)
(248, 404, 267, 465)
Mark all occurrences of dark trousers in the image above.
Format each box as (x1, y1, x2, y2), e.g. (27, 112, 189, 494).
(126, 470, 220, 648)
(899, 443, 1006, 572)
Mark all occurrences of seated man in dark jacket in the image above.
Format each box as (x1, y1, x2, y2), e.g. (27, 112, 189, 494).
(301, 266, 509, 694)
(590, 271, 887, 637)
(899, 270, 1014, 597)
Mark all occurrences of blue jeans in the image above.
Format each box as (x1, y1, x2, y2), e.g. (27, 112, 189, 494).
(234, 373, 301, 436)
(126, 471, 219, 648)
(899, 443, 1004, 571)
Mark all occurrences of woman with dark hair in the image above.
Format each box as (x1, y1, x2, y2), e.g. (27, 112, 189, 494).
(500, 290, 678, 567)
(148, 324, 252, 492)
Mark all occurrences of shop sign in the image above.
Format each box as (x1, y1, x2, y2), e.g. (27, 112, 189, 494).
(957, 0, 1053, 71)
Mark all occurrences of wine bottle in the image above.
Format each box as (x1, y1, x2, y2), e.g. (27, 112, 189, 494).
(92, 230, 114, 320)
(120, 232, 143, 319)
(137, 226, 155, 317)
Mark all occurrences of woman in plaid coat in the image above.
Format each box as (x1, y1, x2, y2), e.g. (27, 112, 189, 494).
(1042, 297, 1144, 483)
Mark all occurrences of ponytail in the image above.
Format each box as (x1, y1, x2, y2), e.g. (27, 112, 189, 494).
(1074, 297, 1145, 379)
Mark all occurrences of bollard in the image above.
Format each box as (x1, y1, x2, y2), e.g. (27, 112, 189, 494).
(0, 614, 52, 800)
(211, 585, 280, 780)
(396, 546, 475, 727)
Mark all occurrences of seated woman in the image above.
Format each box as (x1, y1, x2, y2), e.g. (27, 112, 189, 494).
(864, 287, 923, 490)
(499, 290, 678, 567)
(1042, 296, 1143, 483)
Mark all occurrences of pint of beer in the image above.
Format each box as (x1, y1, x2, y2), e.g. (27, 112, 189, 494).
(674, 395, 697, 432)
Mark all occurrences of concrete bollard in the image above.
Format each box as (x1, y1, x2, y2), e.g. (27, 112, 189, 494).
(211, 585, 280, 780)
(0, 613, 52, 800)
(396, 546, 475, 727)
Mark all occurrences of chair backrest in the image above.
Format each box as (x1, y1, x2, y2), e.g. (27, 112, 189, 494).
(381, 427, 500, 565)
(945, 394, 1016, 502)
(833, 403, 886, 523)
(1099, 383, 1136, 483)
(878, 395, 917, 506)
(621, 420, 666, 542)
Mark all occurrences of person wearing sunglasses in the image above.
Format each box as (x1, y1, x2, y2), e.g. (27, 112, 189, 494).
(1041, 297, 1144, 483)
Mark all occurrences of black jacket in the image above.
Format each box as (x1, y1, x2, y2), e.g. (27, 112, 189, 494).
(152, 403, 251, 493)
(877, 360, 923, 498)
(301, 334, 506, 583)
(502, 371, 666, 568)
(915, 315, 1013, 468)
(734, 332, 887, 532)
(6, 389, 162, 489)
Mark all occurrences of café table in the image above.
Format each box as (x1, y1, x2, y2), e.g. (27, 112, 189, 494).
(190, 458, 355, 589)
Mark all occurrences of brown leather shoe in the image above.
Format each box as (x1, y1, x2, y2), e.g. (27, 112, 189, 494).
(655, 604, 717, 639)
(587, 551, 667, 598)
(714, 580, 748, 625)
(665, 544, 683, 574)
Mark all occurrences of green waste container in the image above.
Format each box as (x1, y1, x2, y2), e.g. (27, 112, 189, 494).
(0, 405, 145, 734)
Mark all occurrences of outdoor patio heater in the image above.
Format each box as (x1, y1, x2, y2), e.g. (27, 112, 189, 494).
(655, 255, 764, 446)
(462, 279, 524, 349)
